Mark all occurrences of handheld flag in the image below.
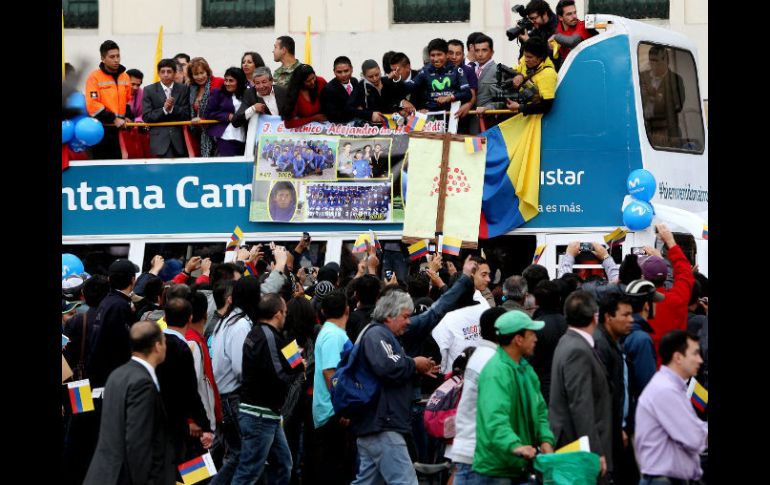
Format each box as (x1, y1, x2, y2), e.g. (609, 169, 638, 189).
(383, 114, 399, 129)
(353, 232, 380, 253)
(442, 236, 462, 256)
(68, 379, 95, 414)
(226, 226, 244, 251)
(408, 240, 429, 261)
(243, 262, 257, 277)
(465, 136, 484, 154)
(555, 436, 590, 453)
(533, 245, 546, 264)
(153, 25, 164, 83)
(304, 17, 312, 66)
(281, 340, 303, 368)
(178, 452, 217, 484)
(406, 112, 428, 132)
(702, 224, 708, 240)
(687, 378, 708, 412)
(603, 227, 629, 247)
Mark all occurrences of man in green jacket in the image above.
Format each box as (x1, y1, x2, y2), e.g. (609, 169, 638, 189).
(474, 310, 555, 481)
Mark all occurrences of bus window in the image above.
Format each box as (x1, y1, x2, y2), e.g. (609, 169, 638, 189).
(638, 43, 705, 153)
(63, 244, 130, 275)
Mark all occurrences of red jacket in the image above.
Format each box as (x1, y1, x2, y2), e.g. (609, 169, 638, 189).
(647, 244, 694, 366)
(185, 328, 223, 423)
(171, 273, 210, 285)
(285, 77, 327, 128)
(556, 20, 594, 60)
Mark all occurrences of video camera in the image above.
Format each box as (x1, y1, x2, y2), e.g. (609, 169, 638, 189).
(506, 4, 533, 41)
(487, 64, 538, 104)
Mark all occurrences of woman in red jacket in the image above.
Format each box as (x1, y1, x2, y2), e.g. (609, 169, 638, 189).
(282, 64, 328, 128)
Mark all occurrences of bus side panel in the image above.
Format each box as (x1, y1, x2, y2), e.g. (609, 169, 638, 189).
(524, 35, 644, 229)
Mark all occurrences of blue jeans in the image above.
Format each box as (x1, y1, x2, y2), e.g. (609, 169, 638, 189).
(353, 431, 418, 485)
(211, 393, 242, 485)
(231, 412, 292, 485)
(453, 463, 514, 485)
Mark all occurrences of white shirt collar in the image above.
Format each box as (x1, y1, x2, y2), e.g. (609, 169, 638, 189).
(131, 356, 160, 391)
(161, 81, 174, 90)
(569, 327, 595, 348)
(164, 327, 186, 341)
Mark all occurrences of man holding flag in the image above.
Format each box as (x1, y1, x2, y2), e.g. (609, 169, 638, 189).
(634, 330, 707, 484)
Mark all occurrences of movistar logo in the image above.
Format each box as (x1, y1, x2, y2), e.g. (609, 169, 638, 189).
(432, 76, 452, 90)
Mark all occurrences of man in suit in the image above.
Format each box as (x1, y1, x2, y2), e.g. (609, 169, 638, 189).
(232, 66, 289, 127)
(320, 56, 359, 123)
(470, 34, 501, 134)
(370, 143, 388, 178)
(156, 297, 214, 465)
(84, 320, 175, 485)
(549, 290, 613, 481)
(142, 58, 191, 158)
(640, 46, 685, 147)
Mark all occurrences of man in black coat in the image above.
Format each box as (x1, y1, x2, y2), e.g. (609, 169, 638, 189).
(84, 320, 175, 485)
(156, 298, 214, 464)
(530, 279, 568, 404)
(232, 66, 290, 127)
(320, 56, 360, 123)
(142, 58, 191, 158)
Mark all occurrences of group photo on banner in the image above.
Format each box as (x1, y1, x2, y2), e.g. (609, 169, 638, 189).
(249, 114, 446, 223)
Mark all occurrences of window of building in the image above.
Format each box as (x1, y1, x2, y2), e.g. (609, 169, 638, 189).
(201, 0, 275, 28)
(589, 0, 669, 19)
(393, 0, 470, 24)
(63, 0, 98, 29)
(638, 43, 705, 153)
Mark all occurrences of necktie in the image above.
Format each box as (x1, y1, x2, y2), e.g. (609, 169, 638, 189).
(164, 86, 171, 98)
(475, 64, 482, 78)
(345, 83, 352, 95)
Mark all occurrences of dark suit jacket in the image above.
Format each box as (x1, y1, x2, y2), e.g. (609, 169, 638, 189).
(320, 77, 360, 123)
(84, 359, 175, 485)
(549, 329, 614, 470)
(594, 324, 630, 470)
(142, 81, 191, 156)
(231, 84, 290, 128)
(155, 331, 211, 463)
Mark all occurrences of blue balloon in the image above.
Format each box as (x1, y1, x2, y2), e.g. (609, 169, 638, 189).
(75, 117, 105, 146)
(62, 119, 75, 144)
(69, 139, 88, 153)
(623, 200, 654, 231)
(66, 91, 87, 113)
(62, 253, 85, 279)
(627, 169, 656, 202)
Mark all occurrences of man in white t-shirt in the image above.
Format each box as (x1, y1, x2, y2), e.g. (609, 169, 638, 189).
(431, 289, 491, 374)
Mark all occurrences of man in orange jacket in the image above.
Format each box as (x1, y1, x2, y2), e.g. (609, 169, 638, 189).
(85, 40, 133, 159)
(640, 223, 694, 366)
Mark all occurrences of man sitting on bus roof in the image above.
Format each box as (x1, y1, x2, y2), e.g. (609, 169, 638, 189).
(550, 0, 597, 66)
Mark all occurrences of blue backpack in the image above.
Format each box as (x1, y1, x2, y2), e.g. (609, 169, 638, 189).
(330, 324, 380, 417)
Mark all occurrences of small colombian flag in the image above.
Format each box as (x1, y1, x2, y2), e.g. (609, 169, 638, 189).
(702, 224, 708, 240)
(406, 112, 428, 132)
(408, 240, 429, 261)
(226, 226, 244, 251)
(687, 378, 708, 412)
(603, 227, 629, 247)
(555, 435, 590, 453)
(243, 262, 257, 277)
(68, 379, 95, 414)
(442, 236, 462, 256)
(281, 340, 303, 368)
(532, 245, 546, 264)
(383, 114, 399, 129)
(353, 231, 380, 253)
(465, 136, 484, 154)
(178, 452, 217, 484)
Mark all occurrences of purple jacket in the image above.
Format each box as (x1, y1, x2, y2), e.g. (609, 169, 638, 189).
(205, 88, 239, 139)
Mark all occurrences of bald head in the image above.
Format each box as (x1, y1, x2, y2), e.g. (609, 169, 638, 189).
(130, 320, 164, 356)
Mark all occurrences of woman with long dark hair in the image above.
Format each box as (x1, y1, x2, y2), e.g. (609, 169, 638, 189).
(282, 64, 328, 128)
(241, 51, 266, 88)
(207, 67, 248, 156)
(187, 57, 224, 157)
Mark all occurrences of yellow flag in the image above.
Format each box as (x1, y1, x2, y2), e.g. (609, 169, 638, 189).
(153, 25, 164, 83)
(62, 11, 65, 81)
(304, 17, 312, 66)
(555, 436, 590, 453)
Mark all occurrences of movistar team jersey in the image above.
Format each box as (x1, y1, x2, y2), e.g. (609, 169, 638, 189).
(404, 63, 472, 111)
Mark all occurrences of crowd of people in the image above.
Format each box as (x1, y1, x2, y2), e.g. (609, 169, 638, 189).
(306, 184, 391, 220)
(79, 0, 597, 160)
(62, 221, 708, 485)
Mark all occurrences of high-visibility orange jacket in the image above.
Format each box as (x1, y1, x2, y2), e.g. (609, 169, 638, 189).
(85, 63, 132, 123)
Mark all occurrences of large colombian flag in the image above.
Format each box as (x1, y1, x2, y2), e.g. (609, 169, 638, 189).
(478, 114, 543, 239)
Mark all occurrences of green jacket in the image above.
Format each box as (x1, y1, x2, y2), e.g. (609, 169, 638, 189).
(473, 346, 555, 478)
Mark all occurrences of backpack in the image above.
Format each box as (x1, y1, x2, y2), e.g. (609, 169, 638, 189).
(423, 374, 464, 439)
(330, 323, 380, 417)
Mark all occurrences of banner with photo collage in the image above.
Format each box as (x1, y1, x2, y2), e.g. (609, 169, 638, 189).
(249, 115, 446, 223)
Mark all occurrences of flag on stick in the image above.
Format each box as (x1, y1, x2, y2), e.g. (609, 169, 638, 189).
(153, 25, 164, 83)
(532, 245, 546, 264)
(68, 379, 95, 414)
(408, 240, 429, 261)
(178, 452, 217, 484)
(687, 378, 708, 412)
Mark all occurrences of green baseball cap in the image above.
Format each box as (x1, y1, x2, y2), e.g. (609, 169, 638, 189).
(495, 310, 545, 335)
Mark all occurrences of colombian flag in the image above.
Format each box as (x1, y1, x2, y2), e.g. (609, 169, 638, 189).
(68, 379, 95, 414)
(687, 378, 708, 412)
(179, 452, 217, 484)
(702, 224, 708, 240)
(243, 262, 257, 277)
(442, 236, 462, 256)
(478, 114, 542, 238)
(465, 136, 484, 154)
(408, 240, 429, 261)
(226, 226, 244, 251)
(353, 231, 380, 253)
(532, 245, 546, 264)
(383, 114, 399, 129)
(281, 340, 303, 368)
(604, 227, 629, 247)
(406, 112, 428, 132)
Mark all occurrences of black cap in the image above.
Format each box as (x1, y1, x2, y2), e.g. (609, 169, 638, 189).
(109, 258, 139, 274)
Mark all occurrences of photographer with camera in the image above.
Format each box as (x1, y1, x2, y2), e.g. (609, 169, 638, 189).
(508, 1, 558, 61)
(504, 37, 557, 116)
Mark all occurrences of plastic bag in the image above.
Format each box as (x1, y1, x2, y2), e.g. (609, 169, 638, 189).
(533, 451, 600, 485)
